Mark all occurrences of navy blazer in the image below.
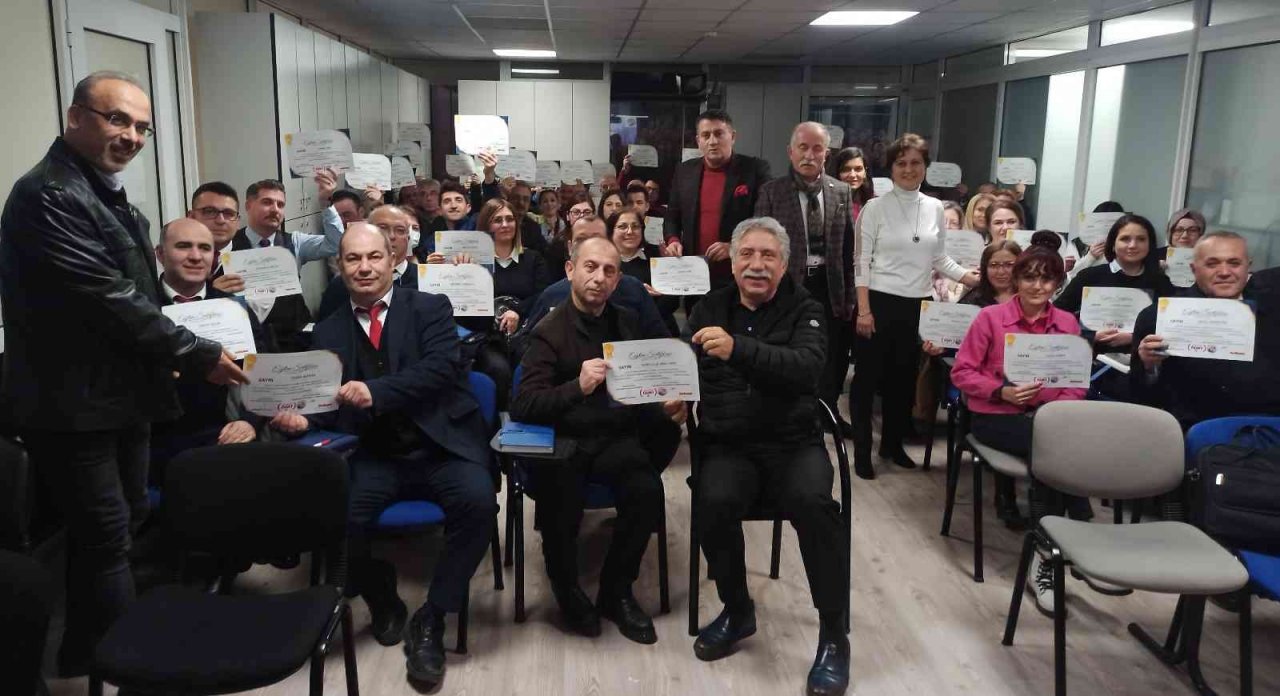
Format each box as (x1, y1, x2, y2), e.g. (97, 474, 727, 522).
(309, 286, 489, 467)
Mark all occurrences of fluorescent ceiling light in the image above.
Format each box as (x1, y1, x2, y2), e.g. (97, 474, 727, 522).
(811, 11, 918, 26)
(511, 68, 560, 75)
(494, 48, 556, 58)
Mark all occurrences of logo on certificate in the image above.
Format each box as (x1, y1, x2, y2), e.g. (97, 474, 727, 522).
(1158, 298, 1170, 311)
(1006, 334, 1017, 346)
(244, 354, 257, 371)
(603, 343, 614, 360)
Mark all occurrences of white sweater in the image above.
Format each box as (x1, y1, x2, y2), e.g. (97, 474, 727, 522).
(855, 184, 967, 297)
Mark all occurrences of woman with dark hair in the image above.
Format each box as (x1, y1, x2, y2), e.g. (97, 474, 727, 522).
(951, 245, 1090, 613)
(1067, 201, 1126, 280)
(1055, 213, 1175, 352)
(852, 133, 978, 478)
(985, 199, 1026, 242)
(596, 188, 624, 221)
(959, 240, 1022, 308)
(831, 146, 875, 223)
(608, 207, 678, 336)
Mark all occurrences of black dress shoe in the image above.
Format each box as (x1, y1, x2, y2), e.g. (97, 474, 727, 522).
(806, 634, 851, 696)
(598, 588, 657, 644)
(879, 446, 917, 469)
(404, 606, 447, 688)
(837, 418, 855, 440)
(853, 451, 876, 481)
(362, 560, 407, 646)
(552, 582, 602, 637)
(693, 602, 757, 662)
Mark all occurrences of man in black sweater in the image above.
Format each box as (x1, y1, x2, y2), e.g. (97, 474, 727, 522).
(511, 237, 684, 644)
(688, 217, 849, 696)
(1132, 231, 1280, 428)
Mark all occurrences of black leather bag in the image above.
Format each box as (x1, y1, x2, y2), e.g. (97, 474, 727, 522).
(1194, 425, 1280, 555)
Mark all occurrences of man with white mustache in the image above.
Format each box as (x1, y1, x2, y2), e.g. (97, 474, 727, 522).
(754, 122, 857, 438)
(688, 217, 849, 696)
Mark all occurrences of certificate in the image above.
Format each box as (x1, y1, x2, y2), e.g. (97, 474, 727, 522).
(1079, 287, 1152, 332)
(445, 154, 477, 177)
(872, 177, 893, 197)
(346, 153, 392, 190)
(162, 298, 257, 359)
(417, 263, 495, 316)
(495, 150, 536, 182)
(385, 140, 422, 160)
(560, 160, 593, 184)
(649, 256, 711, 295)
(389, 156, 417, 189)
(946, 229, 985, 269)
(535, 160, 561, 188)
(241, 351, 341, 417)
(285, 129, 353, 176)
(221, 247, 303, 300)
(1156, 297, 1255, 362)
(396, 122, 429, 142)
(644, 216, 665, 246)
(997, 157, 1037, 185)
(1002, 333, 1093, 388)
(1166, 247, 1196, 288)
(628, 144, 659, 168)
(591, 162, 616, 182)
(917, 301, 981, 349)
(434, 230, 496, 266)
(454, 114, 509, 155)
(681, 148, 702, 163)
(603, 338, 700, 405)
(1078, 211, 1123, 245)
(826, 125, 845, 149)
(927, 162, 963, 188)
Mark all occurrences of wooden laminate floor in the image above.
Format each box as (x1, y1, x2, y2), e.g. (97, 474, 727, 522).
(45, 405, 1280, 696)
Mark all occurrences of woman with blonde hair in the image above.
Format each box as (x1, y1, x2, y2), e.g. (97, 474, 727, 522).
(965, 193, 995, 242)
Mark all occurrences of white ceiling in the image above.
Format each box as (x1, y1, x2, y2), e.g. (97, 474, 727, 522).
(263, 0, 1189, 66)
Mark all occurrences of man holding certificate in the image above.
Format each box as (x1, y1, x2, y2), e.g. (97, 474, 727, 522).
(269, 223, 496, 690)
(511, 237, 685, 645)
(1132, 232, 1280, 427)
(687, 217, 850, 696)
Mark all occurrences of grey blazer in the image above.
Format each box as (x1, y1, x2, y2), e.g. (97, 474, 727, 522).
(754, 173, 855, 321)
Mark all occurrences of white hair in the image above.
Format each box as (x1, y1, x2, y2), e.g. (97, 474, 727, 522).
(730, 217, 791, 265)
(790, 121, 831, 149)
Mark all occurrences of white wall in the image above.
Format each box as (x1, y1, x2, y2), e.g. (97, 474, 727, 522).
(722, 82, 806, 175)
(458, 79, 611, 164)
(1, 0, 62, 200)
(1037, 71, 1085, 233)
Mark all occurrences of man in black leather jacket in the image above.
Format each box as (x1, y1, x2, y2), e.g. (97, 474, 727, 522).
(688, 217, 849, 696)
(0, 71, 246, 675)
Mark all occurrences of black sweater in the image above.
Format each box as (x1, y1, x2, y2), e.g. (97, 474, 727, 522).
(1056, 262, 1175, 315)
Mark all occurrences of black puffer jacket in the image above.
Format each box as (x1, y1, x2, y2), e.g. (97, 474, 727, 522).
(688, 276, 827, 446)
(0, 138, 221, 431)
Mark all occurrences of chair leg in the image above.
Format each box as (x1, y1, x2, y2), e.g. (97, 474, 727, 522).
(769, 519, 783, 580)
(657, 500, 670, 615)
(940, 442, 964, 536)
(514, 489, 526, 623)
(973, 459, 984, 583)
(945, 403, 957, 471)
(1003, 532, 1037, 646)
(1183, 596, 1218, 696)
(1052, 547, 1067, 696)
(88, 676, 104, 696)
(1240, 590, 1253, 696)
(504, 483, 515, 568)
(1131, 499, 1143, 524)
(1113, 500, 1123, 525)
(491, 519, 504, 591)
(341, 603, 360, 696)
(689, 509, 701, 637)
(1130, 595, 1188, 665)
(457, 590, 469, 654)
(923, 399, 938, 471)
(310, 644, 326, 696)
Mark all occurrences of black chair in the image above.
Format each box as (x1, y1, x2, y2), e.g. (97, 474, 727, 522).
(0, 436, 32, 553)
(921, 356, 961, 472)
(0, 549, 53, 696)
(686, 399, 853, 637)
(89, 443, 358, 696)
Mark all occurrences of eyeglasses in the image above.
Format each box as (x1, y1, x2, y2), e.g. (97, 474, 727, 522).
(568, 208, 592, 219)
(1171, 226, 1202, 236)
(195, 206, 239, 221)
(75, 103, 155, 138)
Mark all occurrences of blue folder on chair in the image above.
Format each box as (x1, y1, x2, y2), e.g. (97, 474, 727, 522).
(497, 416, 555, 454)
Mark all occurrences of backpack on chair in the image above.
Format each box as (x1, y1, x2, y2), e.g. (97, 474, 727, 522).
(1192, 425, 1280, 555)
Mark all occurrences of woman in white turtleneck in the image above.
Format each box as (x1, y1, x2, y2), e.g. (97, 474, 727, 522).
(850, 134, 978, 479)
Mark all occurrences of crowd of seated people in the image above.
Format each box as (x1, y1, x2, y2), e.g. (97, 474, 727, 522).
(6, 70, 1280, 696)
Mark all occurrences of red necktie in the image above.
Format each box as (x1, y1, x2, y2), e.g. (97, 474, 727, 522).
(174, 294, 199, 303)
(358, 301, 386, 349)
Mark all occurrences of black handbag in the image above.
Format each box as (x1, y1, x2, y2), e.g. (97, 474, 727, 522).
(1193, 425, 1280, 555)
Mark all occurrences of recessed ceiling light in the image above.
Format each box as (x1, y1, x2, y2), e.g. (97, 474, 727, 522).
(493, 48, 557, 58)
(811, 11, 918, 27)
(511, 68, 560, 75)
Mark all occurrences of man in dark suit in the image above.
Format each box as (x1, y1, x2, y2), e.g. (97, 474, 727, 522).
(662, 109, 773, 288)
(511, 237, 685, 644)
(150, 218, 270, 483)
(316, 204, 420, 321)
(0, 71, 247, 674)
(269, 223, 496, 690)
(755, 122, 855, 434)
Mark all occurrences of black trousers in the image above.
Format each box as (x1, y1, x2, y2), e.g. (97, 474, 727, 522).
(23, 424, 150, 665)
(851, 290, 925, 455)
(0, 550, 53, 696)
(473, 339, 513, 410)
(805, 269, 853, 416)
(347, 449, 498, 612)
(534, 424, 676, 595)
(969, 412, 1092, 521)
(697, 442, 847, 612)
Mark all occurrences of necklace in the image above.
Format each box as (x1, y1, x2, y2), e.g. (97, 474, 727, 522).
(890, 188, 922, 243)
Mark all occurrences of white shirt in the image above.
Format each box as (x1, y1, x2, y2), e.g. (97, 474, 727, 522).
(855, 184, 966, 297)
(621, 248, 648, 263)
(495, 249, 521, 269)
(393, 259, 409, 279)
(351, 287, 395, 340)
(162, 280, 207, 303)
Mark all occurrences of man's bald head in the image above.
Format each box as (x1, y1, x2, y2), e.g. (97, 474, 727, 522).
(159, 217, 213, 247)
(155, 218, 215, 292)
(340, 221, 392, 257)
(340, 222, 395, 305)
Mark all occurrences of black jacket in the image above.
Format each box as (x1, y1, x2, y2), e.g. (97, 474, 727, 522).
(665, 153, 772, 253)
(511, 299, 663, 442)
(688, 277, 827, 446)
(0, 138, 221, 431)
